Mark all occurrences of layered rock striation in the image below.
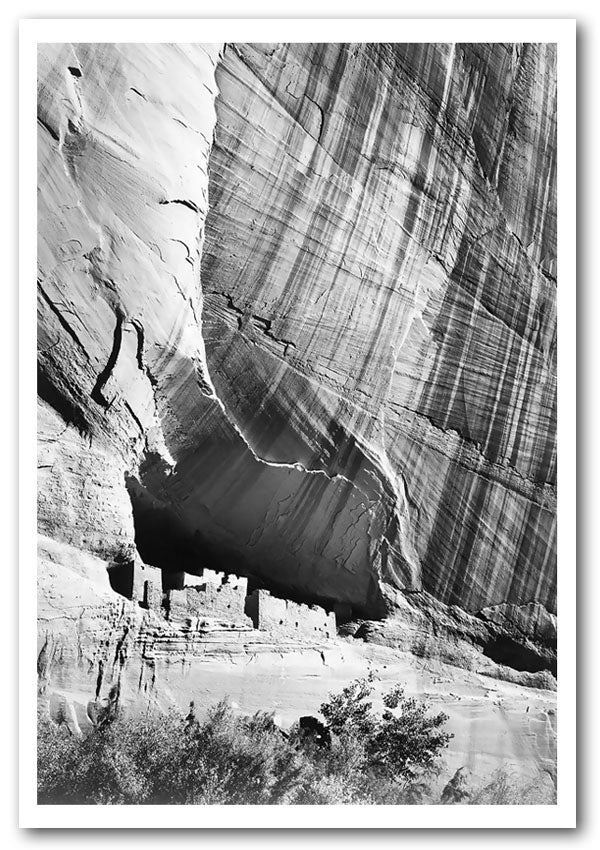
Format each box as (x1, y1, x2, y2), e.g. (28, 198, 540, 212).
(37, 43, 557, 659)
(199, 44, 557, 625)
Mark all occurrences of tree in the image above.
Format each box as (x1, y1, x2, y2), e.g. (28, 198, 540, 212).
(319, 675, 453, 788)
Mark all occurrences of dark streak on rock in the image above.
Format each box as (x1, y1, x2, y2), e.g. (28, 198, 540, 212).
(130, 319, 146, 372)
(304, 92, 325, 145)
(37, 366, 90, 435)
(38, 281, 90, 357)
(95, 659, 104, 698)
(252, 314, 297, 355)
(125, 401, 144, 435)
(213, 292, 297, 354)
(91, 313, 123, 408)
(159, 198, 201, 214)
(37, 116, 60, 142)
(113, 626, 130, 668)
(220, 292, 245, 330)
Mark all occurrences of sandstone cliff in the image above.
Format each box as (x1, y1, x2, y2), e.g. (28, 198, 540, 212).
(199, 43, 557, 626)
(38, 42, 556, 629)
(37, 43, 557, 776)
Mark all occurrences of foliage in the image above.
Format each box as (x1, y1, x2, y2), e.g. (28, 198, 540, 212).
(319, 674, 453, 789)
(38, 677, 454, 805)
(467, 768, 557, 805)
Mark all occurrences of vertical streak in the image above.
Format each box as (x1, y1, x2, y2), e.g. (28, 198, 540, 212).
(441, 43, 456, 113)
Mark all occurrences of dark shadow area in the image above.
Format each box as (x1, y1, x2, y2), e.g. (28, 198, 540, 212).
(126, 469, 380, 619)
(244, 587, 259, 627)
(37, 365, 89, 435)
(106, 559, 134, 600)
(125, 474, 204, 578)
(483, 635, 557, 676)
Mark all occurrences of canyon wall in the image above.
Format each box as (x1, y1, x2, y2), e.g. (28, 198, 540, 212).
(37, 42, 557, 645)
(198, 43, 557, 624)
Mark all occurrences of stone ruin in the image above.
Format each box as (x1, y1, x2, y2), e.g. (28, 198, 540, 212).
(244, 589, 336, 640)
(168, 572, 250, 627)
(108, 556, 338, 640)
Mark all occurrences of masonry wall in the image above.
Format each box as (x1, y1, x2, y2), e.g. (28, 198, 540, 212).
(118, 559, 337, 639)
(245, 589, 336, 639)
(167, 572, 250, 625)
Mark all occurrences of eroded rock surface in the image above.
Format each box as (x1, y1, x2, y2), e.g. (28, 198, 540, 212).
(199, 43, 557, 623)
(37, 42, 557, 783)
(38, 41, 556, 626)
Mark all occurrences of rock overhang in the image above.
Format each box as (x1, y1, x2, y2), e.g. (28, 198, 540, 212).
(37, 41, 557, 641)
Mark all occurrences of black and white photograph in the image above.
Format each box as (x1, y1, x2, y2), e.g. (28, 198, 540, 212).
(17, 14, 578, 830)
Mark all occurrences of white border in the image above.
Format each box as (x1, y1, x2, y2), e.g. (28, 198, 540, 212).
(19, 17, 576, 829)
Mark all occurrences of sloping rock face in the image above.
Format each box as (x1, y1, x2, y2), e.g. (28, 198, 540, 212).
(38, 42, 222, 567)
(37, 43, 556, 642)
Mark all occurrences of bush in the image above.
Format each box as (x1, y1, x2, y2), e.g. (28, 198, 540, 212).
(319, 675, 453, 792)
(37, 678, 453, 805)
(467, 768, 557, 805)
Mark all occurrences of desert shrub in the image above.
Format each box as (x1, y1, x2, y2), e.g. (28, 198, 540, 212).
(319, 675, 453, 790)
(37, 712, 166, 804)
(38, 678, 453, 805)
(467, 768, 557, 805)
(38, 702, 310, 805)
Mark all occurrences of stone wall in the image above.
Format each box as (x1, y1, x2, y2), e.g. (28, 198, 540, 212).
(167, 572, 250, 625)
(140, 567, 163, 614)
(245, 589, 336, 640)
(107, 560, 337, 640)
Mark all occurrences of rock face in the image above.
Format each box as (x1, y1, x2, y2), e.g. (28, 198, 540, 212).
(198, 43, 557, 624)
(37, 41, 556, 692)
(38, 42, 222, 566)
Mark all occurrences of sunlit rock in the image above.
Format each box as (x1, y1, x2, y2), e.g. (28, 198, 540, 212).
(37, 42, 557, 776)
